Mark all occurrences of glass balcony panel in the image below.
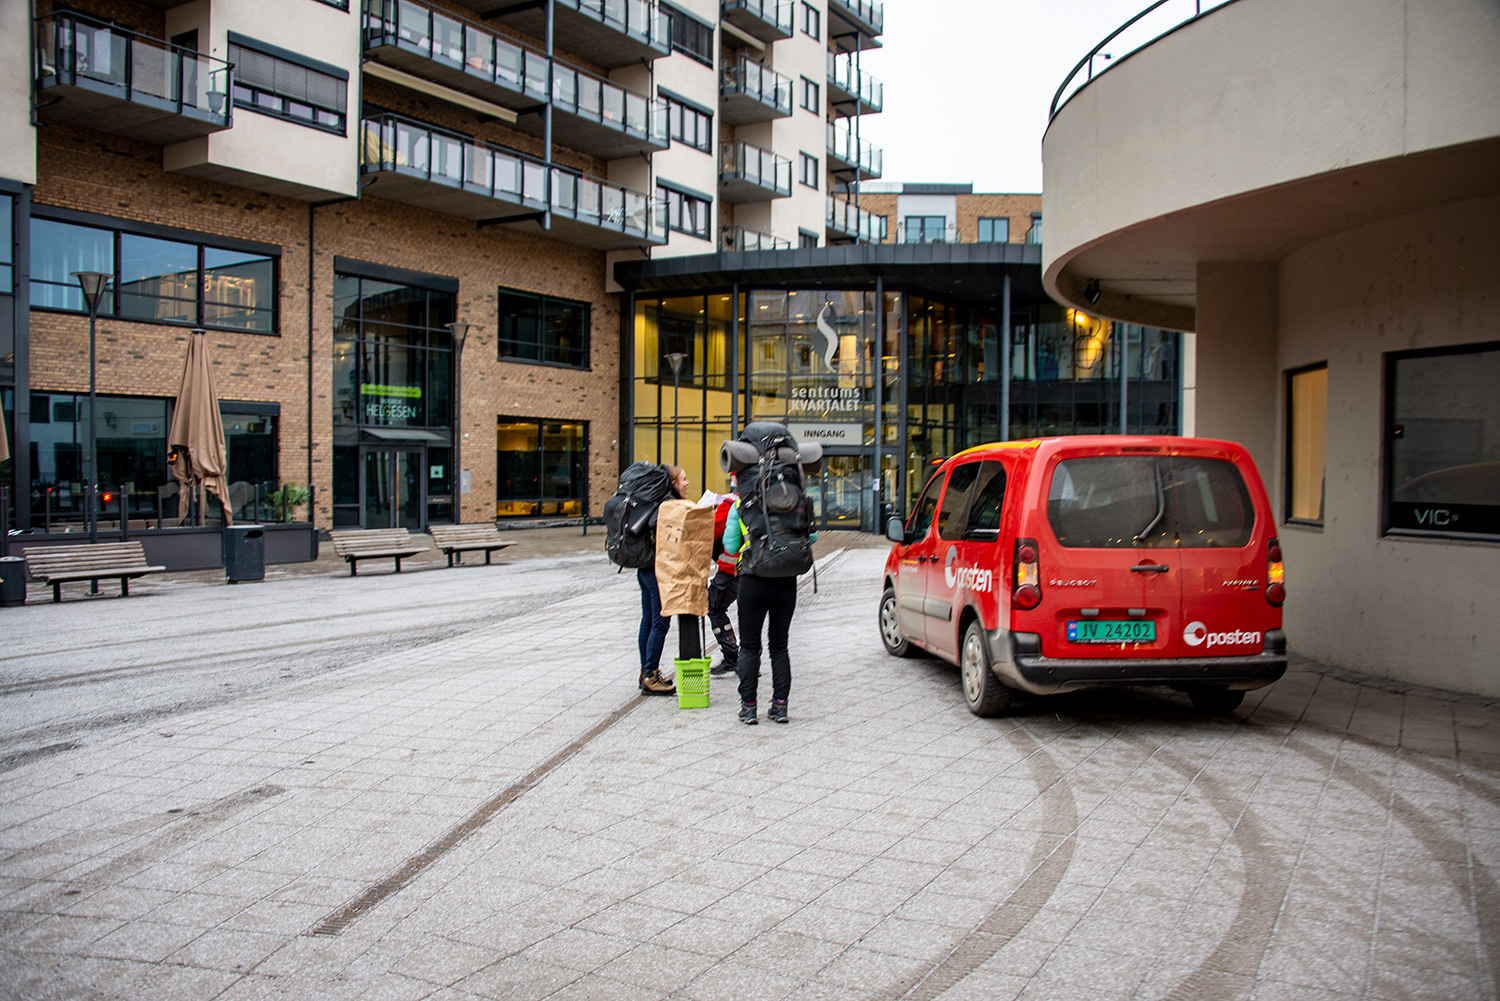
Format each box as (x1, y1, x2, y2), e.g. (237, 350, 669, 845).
(625, 190, 646, 232)
(129, 39, 174, 102)
(522, 160, 547, 202)
(602, 185, 624, 228)
(493, 150, 522, 196)
(602, 85, 624, 126)
(465, 142, 492, 189)
(397, 0, 430, 52)
(579, 177, 603, 221)
(554, 66, 579, 108)
(434, 134, 464, 183)
(398, 122, 429, 173)
(464, 25, 494, 78)
(623, 91, 645, 132)
(432, 12, 464, 64)
(494, 38, 522, 88)
(524, 52, 548, 97)
(553, 169, 578, 214)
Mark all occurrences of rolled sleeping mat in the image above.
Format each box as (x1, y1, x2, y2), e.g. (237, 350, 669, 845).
(721, 438, 760, 473)
(797, 441, 823, 473)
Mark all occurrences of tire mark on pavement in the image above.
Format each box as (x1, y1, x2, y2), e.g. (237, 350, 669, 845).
(308, 694, 647, 937)
(0, 741, 80, 776)
(876, 723, 1079, 1001)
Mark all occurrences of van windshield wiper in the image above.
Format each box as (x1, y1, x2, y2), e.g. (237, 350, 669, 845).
(1135, 463, 1165, 544)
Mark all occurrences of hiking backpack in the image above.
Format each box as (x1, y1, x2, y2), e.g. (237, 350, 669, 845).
(724, 422, 818, 578)
(603, 461, 672, 568)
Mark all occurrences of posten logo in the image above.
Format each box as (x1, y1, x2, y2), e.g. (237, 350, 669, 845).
(943, 546, 994, 593)
(1183, 620, 1262, 649)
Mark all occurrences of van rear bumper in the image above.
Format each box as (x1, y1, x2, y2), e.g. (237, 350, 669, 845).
(992, 629, 1288, 695)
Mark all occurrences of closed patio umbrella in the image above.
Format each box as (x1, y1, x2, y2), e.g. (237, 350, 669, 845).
(168, 328, 231, 525)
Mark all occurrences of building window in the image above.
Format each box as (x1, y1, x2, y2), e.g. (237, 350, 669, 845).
(1286, 363, 1327, 523)
(798, 229, 819, 249)
(801, 1, 820, 39)
(799, 152, 819, 189)
(0, 194, 13, 294)
(31, 215, 278, 333)
(663, 95, 712, 152)
(661, 2, 714, 65)
(228, 37, 348, 135)
(1025, 212, 1043, 245)
(800, 76, 819, 112)
(1385, 342, 1500, 539)
(902, 216, 948, 244)
(496, 289, 591, 369)
(658, 184, 711, 240)
(496, 418, 587, 518)
(977, 217, 1010, 243)
(332, 274, 456, 431)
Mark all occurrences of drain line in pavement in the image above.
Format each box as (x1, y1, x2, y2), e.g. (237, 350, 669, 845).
(309, 694, 646, 937)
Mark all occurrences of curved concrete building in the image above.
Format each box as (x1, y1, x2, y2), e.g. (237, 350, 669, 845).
(1042, 0, 1500, 695)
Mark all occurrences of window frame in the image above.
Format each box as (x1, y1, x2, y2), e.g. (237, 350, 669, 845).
(661, 93, 713, 153)
(657, 183, 712, 241)
(976, 217, 1010, 243)
(495, 416, 589, 518)
(801, 1, 821, 39)
(799, 75, 820, 113)
(227, 34, 349, 136)
(1284, 361, 1327, 526)
(1382, 340, 1500, 542)
(799, 152, 819, 189)
(496, 287, 593, 370)
(661, 2, 715, 66)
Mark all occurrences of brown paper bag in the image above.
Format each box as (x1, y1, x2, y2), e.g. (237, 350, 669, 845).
(655, 499, 714, 617)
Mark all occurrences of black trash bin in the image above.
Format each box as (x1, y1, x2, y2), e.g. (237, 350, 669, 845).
(0, 556, 25, 607)
(223, 525, 265, 583)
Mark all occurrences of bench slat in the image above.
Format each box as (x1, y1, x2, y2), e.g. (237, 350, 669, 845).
(21, 541, 162, 601)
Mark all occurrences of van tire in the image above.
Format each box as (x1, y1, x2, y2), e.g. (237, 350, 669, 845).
(1189, 687, 1245, 713)
(879, 587, 913, 657)
(961, 620, 1016, 717)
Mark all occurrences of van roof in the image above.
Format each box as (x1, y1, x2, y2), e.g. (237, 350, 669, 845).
(947, 435, 1249, 465)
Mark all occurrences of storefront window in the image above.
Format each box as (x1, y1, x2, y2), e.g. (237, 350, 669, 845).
(1286, 364, 1327, 523)
(1386, 343, 1500, 539)
(496, 418, 587, 517)
(333, 276, 454, 430)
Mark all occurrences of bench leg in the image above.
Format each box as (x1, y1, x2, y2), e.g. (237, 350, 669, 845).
(350, 559, 358, 577)
(122, 578, 129, 598)
(447, 551, 454, 568)
(53, 582, 62, 603)
(485, 550, 492, 565)
(395, 558, 402, 573)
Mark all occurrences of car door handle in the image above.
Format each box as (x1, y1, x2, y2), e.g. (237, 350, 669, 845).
(1130, 564, 1170, 573)
(916, 556, 929, 563)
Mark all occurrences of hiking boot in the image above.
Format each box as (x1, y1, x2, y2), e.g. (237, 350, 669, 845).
(768, 699, 788, 724)
(639, 670, 675, 696)
(738, 702, 758, 725)
(710, 660, 737, 676)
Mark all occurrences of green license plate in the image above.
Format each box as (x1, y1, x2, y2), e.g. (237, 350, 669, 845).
(1067, 619, 1155, 643)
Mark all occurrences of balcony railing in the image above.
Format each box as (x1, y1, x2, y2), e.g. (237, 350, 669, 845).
(828, 0, 884, 36)
(33, 11, 232, 144)
(722, 0, 794, 43)
(721, 54, 792, 124)
(826, 122, 882, 178)
(721, 226, 791, 252)
(896, 221, 960, 244)
(550, 60, 669, 154)
(363, 0, 549, 107)
(360, 114, 665, 248)
(827, 52, 882, 111)
(474, 0, 670, 69)
(719, 140, 792, 202)
(826, 196, 887, 243)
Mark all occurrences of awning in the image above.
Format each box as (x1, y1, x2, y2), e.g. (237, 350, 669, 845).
(364, 428, 445, 442)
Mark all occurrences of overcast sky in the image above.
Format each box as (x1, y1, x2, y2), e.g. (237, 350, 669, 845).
(857, 0, 1164, 192)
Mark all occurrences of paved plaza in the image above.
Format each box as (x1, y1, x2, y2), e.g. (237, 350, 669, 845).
(0, 535, 1496, 1000)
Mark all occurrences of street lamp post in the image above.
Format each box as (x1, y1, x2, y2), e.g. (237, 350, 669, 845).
(664, 352, 686, 465)
(445, 321, 471, 525)
(73, 272, 110, 545)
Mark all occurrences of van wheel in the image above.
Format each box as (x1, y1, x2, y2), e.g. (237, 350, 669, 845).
(1189, 687, 1245, 713)
(961, 621, 1016, 717)
(879, 587, 913, 657)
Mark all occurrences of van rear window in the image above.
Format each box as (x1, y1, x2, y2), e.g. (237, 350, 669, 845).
(1048, 456, 1254, 548)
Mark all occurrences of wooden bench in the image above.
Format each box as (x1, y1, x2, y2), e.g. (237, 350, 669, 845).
(22, 542, 166, 602)
(426, 524, 517, 567)
(328, 528, 431, 576)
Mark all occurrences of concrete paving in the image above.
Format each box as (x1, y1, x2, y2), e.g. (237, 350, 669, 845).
(0, 535, 1496, 1000)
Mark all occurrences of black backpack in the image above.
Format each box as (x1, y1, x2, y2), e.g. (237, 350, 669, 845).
(729, 422, 816, 578)
(603, 462, 672, 568)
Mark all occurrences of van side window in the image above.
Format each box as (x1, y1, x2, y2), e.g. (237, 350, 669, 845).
(907, 470, 942, 540)
(965, 462, 1007, 538)
(937, 463, 982, 540)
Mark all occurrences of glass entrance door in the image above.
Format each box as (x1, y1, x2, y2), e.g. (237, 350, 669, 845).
(364, 448, 424, 530)
(812, 454, 871, 531)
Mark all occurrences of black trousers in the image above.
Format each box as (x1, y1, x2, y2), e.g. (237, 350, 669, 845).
(736, 574, 798, 705)
(707, 569, 739, 667)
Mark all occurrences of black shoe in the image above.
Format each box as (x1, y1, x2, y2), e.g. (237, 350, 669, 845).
(769, 700, 788, 724)
(739, 702, 758, 725)
(710, 660, 737, 676)
(639, 670, 675, 696)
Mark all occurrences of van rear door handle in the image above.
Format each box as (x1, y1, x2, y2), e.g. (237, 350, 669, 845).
(1130, 564, 1170, 573)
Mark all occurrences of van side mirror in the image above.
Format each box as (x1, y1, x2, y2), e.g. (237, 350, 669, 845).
(886, 516, 906, 543)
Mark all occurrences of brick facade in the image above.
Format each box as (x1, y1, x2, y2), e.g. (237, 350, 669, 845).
(853, 189, 1041, 244)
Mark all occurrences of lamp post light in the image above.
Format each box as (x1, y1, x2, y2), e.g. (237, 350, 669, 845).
(445, 321, 471, 525)
(73, 271, 110, 545)
(664, 352, 686, 465)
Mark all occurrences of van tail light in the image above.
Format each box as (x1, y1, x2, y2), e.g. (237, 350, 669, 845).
(1266, 537, 1286, 606)
(1013, 538, 1041, 610)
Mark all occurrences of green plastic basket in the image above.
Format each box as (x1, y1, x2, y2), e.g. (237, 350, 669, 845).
(674, 657, 711, 708)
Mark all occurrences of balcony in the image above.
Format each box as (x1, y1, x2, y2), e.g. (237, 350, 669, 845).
(826, 196, 887, 243)
(827, 0, 883, 50)
(826, 122, 882, 179)
(896, 220, 959, 244)
(465, 0, 670, 69)
(518, 61, 668, 159)
(721, 54, 792, 125)
(722, 0, 794, 43)
(827, 52, 882, 112)
(360, 114, 666, 250)
(721, 226, 791, 252)
(33, 11, 232, 145)
(719, 141, 792, 203)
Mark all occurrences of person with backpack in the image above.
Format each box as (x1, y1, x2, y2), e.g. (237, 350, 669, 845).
(603, 461, 681, 696)
(718, 423, 820, 725)
(707, 474, 741, 677)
